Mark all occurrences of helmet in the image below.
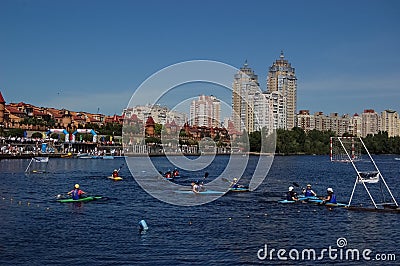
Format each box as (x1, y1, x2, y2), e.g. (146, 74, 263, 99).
(74, 184, 80, 189)
(114, 169, 118, 172)
(327, 188, 333, 193)
(233, 178, 238, 181)
(289, 186, 294, 191)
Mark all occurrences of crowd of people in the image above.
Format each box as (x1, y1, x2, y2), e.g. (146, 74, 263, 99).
(0, 136, 46, 155)
(0, 136, 123, 157)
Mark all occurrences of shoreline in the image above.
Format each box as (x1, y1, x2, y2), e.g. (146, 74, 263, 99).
(0, 152, 275, 160)
(3, 152, 398, 160)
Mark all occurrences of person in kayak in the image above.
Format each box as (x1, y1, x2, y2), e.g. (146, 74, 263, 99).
(286, 186, 298, 201)
(165, 169, 172, 179)
(302, 184, 317, 197)
(323, 188, 337, 204)
(68, 184, 86, 200)
(112, 169, 119, 178)
(173, 168, 180, 177)
(230, 178, 246, 189)
(191, 181, 200, 193)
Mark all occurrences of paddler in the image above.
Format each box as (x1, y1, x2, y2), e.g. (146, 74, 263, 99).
(112, 169, 119, 178)
(230, 178, 245, 189)
(322, 188, 337, 204)
(68, 184, 86, 200)
(286, 186, 298, 201)
(173, 168, 179, 177)
(165, 169, 172, 179)
(302, 184, 317, 197)
(191, 182, 200, 193)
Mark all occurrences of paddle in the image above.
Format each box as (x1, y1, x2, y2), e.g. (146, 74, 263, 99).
(221, 177, 230, 183)
(116, 163, 124, 174)
(110, 164, 124, 178)
(203, 172, 209, 183)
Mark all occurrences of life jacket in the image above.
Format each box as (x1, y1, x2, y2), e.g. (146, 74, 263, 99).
(113, 171, 118, 177)
(71, 189, 80, 200)
(329, 193, 337, 203)
(192, 184, 200, 193)
(286, 191, 296, 201)
(304, 189, 314, 197)
(166, 172, 171, 179)
(173, 170, 179, 177)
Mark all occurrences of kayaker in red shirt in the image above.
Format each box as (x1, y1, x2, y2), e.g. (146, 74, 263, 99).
(112, 169, 119, 178)
(68, 184, 86, 200)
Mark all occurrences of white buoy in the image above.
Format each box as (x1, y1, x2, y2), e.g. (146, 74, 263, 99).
(139, 219, 148, 231)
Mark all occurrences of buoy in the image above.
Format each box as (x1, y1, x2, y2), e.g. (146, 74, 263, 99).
(139, 219, 148, 231)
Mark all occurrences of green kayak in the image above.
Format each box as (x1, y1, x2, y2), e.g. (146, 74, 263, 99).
(57, 196, 103, 203)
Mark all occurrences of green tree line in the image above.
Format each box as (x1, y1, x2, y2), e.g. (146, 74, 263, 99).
(247, 128, 400, 155)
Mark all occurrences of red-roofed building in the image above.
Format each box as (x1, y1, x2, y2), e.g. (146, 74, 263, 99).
(145, 116, 155, 137)
(0, 91, 5, 125)
(164, 120, 179, 135)
(105, 114, 123, 124)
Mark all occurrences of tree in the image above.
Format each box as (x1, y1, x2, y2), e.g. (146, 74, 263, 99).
(5, 128, 25, 137)
(31, 132, 43, 138)
(154, 123, 163, 136)
(249, 131, 261, 152)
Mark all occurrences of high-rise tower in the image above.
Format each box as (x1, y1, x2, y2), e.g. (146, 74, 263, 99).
(266, 51, 297, 129)
(232, 61, 260, 133)
(190, 95, 221, 128)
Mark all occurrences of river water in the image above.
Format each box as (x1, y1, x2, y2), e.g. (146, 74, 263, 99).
(0, 155, 399, 265)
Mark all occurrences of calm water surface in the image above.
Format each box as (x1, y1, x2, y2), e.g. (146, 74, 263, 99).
(0, 155, 399, 265)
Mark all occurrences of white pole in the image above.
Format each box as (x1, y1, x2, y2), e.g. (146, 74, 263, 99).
(339, 137, 378, 208)
(360, 138, 398, 207)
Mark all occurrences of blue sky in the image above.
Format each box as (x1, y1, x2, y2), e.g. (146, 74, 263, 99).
(0, 0, 399, 117)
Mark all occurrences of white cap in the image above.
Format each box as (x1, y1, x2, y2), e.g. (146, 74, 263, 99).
(289, 186, 294, 191)
(327, 188, 333, 192)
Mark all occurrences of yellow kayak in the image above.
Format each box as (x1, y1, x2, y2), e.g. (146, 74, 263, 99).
(108, 176, 123, 181)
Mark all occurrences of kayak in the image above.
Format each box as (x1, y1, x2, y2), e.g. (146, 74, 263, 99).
(298, 196, 319, 201)
(278, 199, 296, 204)
(229, 187, 250, 192)
(307, 198, 347, 207)
(278, 196, 318, 203)
(57, 196, 103, 203)
(325, 202, 347, 207)
(108, 176, 123, 181)
(175, 190, 224, 194)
